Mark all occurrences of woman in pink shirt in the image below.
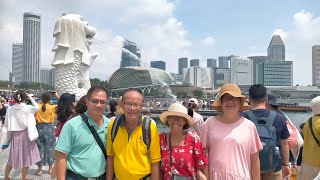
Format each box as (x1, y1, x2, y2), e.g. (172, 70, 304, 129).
(200, 84, 262, 180)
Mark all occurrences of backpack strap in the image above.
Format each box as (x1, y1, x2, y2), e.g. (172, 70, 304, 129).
(111, 114, 123, 142)
(245, 110, 276, 125)
(80, 114, 107, 160)
(308, 117, 320, 147)
(142, 115, 151, 162)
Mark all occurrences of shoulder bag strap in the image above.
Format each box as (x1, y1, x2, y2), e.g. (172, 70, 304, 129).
(168, 133, 174, 180)
(80, 114, 107, 160)
(142, 116, 151, 162)
(308, 117, 320, 147)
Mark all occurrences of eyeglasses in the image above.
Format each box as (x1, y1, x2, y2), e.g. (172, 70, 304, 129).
(123, 102, 142, 109)
(88, 98, 107, 105)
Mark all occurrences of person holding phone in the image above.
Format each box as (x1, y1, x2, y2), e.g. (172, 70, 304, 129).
(3, 90, 41, 180)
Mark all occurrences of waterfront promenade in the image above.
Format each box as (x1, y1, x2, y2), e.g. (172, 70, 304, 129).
(0, 148, 51, 180)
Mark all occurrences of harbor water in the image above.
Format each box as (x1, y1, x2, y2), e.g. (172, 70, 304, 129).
(154, 99, 313, 133)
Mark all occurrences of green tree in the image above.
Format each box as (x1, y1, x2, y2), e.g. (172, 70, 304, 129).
(90, 78, 108, 88)
(193, 89, 203, 98)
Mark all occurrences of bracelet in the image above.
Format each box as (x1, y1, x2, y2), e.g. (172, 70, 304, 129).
(282, 164, 289, 166)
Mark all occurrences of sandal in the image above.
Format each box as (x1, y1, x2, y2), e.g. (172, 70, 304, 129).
(35, 170, 42, 176)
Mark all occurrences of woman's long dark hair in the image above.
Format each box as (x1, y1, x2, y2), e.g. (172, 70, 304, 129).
(56, 93, 75, 123)
(41, 92, 51, 112)
(13, 90, 28, 104)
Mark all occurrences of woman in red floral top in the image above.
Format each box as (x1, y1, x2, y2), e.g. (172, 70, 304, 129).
(159, 103, 208, 180)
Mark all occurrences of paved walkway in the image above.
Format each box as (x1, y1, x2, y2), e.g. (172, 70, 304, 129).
(0, 148, 52, 180)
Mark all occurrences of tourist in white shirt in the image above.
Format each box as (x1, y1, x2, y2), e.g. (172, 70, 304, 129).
(187, 98, 204, 135)
(3, 90, 41, 180)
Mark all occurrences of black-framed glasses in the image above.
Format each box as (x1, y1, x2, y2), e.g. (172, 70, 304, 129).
(123, 102, 142, 109)
(88, 98, 107, 105)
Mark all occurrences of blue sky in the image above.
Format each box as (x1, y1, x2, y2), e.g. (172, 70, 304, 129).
(0, 0, 320, 86)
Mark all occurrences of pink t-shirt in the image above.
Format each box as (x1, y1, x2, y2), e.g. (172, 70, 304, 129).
(200, 116, 262, 180)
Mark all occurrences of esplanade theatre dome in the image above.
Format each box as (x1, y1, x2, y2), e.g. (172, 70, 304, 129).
(108, 67, 175, 89)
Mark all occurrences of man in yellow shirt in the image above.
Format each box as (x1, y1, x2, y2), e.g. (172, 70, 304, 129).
(106, 89, 161, 180)
(299, 96, 320, 179)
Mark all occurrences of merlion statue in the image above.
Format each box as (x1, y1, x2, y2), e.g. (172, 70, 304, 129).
(51, 14, 97, 100)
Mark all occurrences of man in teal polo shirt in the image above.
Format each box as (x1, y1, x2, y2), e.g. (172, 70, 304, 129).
(55, 85, 110, 179)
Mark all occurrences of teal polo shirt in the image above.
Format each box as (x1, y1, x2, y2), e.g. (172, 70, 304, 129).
(55, 112, 110, 177)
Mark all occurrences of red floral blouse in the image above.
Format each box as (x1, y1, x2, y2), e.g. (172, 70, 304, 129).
(160, 131, 208, 180)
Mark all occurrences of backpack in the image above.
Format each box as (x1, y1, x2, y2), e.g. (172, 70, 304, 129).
(245, 110, 279, 172)
(111, 114, 151, 162)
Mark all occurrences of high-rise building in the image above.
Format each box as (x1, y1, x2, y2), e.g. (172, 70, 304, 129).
(247, 56, 269, 84)
(120, 39, 141, 68)
(150, 60, 166, 70)
(230, 57, 253, 85)
(49, 68, 55, 87)
(190, 59, 199, 67)
(170, 73, 183, 83)
(183, 66, 213, 88)
(257, 61, 293, 86)
(207, 58, 217, 68)
(267, 35, 285, 61)
(23, 12, 41, 82)
(218, 56, 230, 68)
(178, 57, 188, 75)
(312, 45, 320, 86)
(40, 68, 50, 85)
(12, 43, 24, 85)
(214, 68, 231, 88)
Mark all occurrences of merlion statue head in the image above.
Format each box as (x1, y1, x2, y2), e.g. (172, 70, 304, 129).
(51, 14, 96, 66)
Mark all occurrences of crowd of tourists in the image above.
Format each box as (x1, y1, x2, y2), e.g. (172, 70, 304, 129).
(0, 83, 319, 180)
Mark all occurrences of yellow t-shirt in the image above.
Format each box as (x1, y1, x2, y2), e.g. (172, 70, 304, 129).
(106, 118, 161, 180)
(35, 103, 57, 124)
(302, 116, 320, 167)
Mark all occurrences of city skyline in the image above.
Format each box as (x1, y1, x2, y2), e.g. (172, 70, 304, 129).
(1, 0, 320, 86)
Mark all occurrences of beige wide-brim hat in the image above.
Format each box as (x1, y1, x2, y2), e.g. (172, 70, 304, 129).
(213, 83, 249, 112)
(160, 103, 194, 126)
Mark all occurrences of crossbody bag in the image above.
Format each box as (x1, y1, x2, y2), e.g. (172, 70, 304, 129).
(168, 133, 192, 180)
(80, 114, 107, 160)
(308, 117, 320, 147)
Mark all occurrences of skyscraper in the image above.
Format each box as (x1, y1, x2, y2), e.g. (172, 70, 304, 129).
(190, 59, 199, 67)
(178, 57, 188, 75)
(218, 56, 230, 68)
(150, 60, 166, 70)
(312, 45, 320, 86)
(40, 68, 50, 85)
(120, 39, 141, 68)
(230, 57, 253, 85)
(247, 56, 269, 84)
(207, 58, 217, 68)
(12, 43, 24, 85)
(256, 61, 293, 86)
(267, 35, 285, 61)
(23, 12, 41, 82)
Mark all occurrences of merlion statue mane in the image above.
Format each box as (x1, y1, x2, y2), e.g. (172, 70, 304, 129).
(51, 14, 97, 100)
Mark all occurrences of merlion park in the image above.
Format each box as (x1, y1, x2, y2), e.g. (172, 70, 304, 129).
(1, 1, 320, 179)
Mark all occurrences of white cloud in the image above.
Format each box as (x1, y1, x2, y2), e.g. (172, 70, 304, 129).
(129, 17, 192, 74)
(0, 0, 192, 82)
(283, 10, 320, 85)
(202, 36, 215, 47)
(272, 29, 288, 40)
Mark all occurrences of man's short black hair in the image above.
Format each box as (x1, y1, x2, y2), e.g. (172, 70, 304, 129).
(249, 84, 267, 100)
(86, 85, 109, 98)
